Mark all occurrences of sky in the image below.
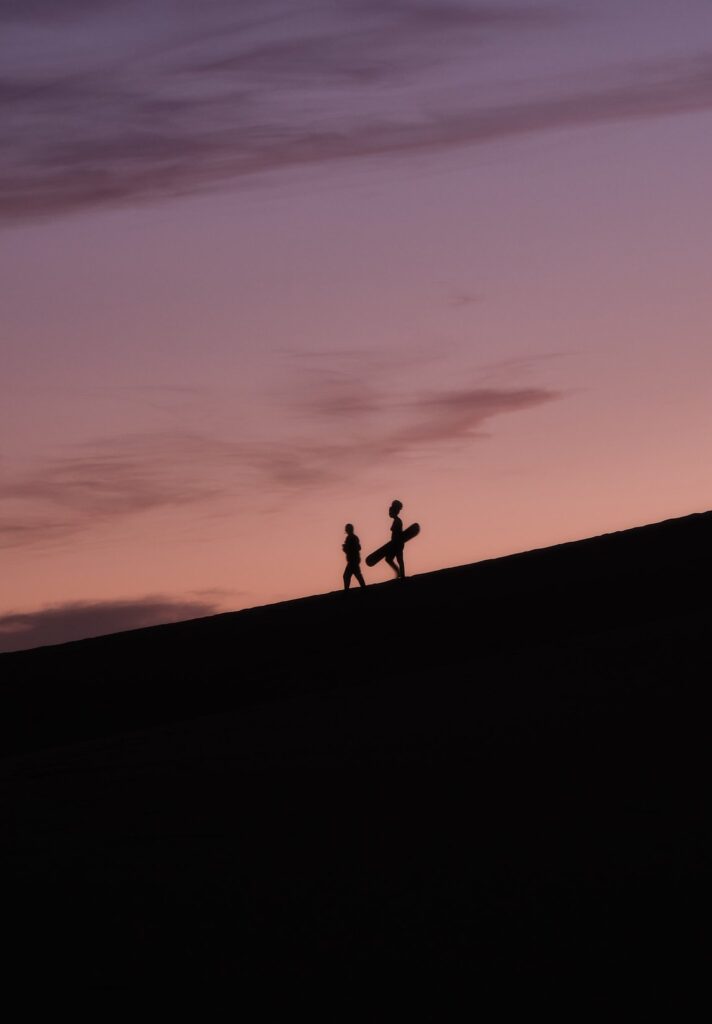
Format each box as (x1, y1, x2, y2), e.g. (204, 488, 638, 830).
(2, 0, 712, 651)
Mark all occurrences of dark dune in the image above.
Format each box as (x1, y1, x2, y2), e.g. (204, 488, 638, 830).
(1, 511, 709, 995)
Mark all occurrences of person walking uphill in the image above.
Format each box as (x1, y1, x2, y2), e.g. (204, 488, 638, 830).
(342, 523, 367, 590)
(364, 501, 419, 573)
(385, 499, 406, 580)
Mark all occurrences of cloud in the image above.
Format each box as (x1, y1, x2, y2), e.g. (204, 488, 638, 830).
(245, 381, 563, 481)
(0, 594, 222, 654)
(234, 384, 563, 500)
(0, 431, 244, 549)
(0, 518, 81, 548)
(0, 0, 121, 22)
(194, 2, 555, 84)
(2, 433, 225, 515)
(390, 386, 559, 448)
(11, 3, 712, 222)
(5, 54, 712, 223)
(0, 372, 561, 549)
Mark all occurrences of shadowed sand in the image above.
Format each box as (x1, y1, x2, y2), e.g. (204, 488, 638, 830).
(1, 511, 709, 996)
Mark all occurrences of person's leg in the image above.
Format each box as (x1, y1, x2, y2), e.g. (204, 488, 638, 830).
(355, 566, 366, 588)
(396, 550, 405, 579)
(343, 566, 353, 590)
(385, 556, 399, 578)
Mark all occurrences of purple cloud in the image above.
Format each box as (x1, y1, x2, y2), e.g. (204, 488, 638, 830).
(0, 594, 222, 654)
(0, 372, 562, 548)
(391, 386, 559, 447)
(7, 4, 710, 222)
(0, 431, 244, 549)
(0, 0, 121, 21)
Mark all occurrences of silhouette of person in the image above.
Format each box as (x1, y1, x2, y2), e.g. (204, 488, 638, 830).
(342, 523, 366, 590)
(385, 499, 406, 579)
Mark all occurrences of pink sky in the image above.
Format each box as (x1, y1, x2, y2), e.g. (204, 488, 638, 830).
(2, 1, 712, 651)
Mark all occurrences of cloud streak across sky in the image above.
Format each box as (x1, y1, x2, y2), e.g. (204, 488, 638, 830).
(0, 594, 222, 653)
(0, 374, 561, 549)
(3, 0, 712, 222)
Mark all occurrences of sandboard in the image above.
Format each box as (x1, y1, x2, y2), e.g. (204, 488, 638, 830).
(365, 523, 420, 567)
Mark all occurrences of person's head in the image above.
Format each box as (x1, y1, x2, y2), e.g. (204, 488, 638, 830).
(345, 523, 354, 535)
(389, 500, 403, 518)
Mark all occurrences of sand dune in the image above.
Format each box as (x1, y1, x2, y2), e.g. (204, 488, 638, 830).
(1, 511, 709, 995)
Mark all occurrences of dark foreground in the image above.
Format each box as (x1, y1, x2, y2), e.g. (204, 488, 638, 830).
(1, 512, 710, 997)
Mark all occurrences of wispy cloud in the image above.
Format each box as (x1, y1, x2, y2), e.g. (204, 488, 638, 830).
(390, 386, 559, 448)
(3, 2, 709, 223)
(0, 0, 121, 22)
(0, 594, 222, 654)
(0, 431, 243, 549)
(1, 359, 562, 549)
(191, 2, 555, 85)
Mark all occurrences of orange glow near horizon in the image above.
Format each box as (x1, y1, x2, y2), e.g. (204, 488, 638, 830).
(2, 2, 712, 651)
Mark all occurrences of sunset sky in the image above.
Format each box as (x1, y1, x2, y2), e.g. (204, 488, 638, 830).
(2, 0, 712, 651)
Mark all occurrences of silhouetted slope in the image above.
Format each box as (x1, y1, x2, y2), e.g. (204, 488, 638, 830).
(1, 511, 710, 994)
(3, 510, 712, 755)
